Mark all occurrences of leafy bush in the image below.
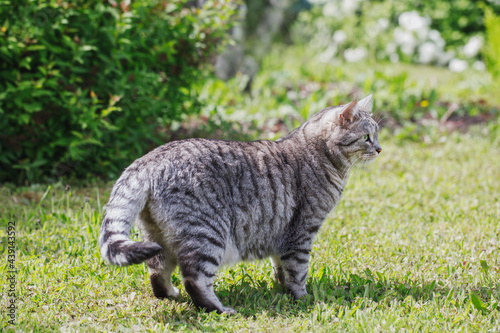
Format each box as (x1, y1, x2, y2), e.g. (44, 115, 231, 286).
(0, 0, 237, 184)
(484, 7, 500, 78)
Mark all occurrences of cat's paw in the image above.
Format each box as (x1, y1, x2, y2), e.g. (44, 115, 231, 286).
(290, 289, 308, 300)
(221, 307, 237, 315)
(167, 286, 180, 299)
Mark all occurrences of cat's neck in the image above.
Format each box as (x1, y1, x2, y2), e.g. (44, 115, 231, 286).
(278, 133, 353, 193)
(283, 127, 353, 170)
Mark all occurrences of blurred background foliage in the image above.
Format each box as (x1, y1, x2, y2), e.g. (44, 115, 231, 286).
(0, 0, 237, 183)
(1, 0, 499, 184)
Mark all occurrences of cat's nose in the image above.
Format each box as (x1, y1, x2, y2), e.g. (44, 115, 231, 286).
(376, 147, 382, 154)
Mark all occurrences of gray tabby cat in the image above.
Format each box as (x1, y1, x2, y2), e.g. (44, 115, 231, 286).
(99, 94, 381, 314)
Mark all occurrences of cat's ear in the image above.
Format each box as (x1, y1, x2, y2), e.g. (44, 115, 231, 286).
(339, 100, 358, 125)
(321, 100, 357, 129)
(357, 94, 374, 112)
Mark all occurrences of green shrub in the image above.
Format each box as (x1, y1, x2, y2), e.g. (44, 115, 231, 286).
(484, 7, 500, 79)
(0, 0, 237, 184)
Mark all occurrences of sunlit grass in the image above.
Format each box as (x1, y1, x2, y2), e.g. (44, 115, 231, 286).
(1, 126, 499, 332)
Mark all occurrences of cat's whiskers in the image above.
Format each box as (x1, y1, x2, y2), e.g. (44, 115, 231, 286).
(343, 155, 363, 186)
(353, 159, 368, 186)
(376, 115, 388, 127)
(350, 159, 365, 187)
(371, 110, 387, 126)
(339, 156, 359, 179)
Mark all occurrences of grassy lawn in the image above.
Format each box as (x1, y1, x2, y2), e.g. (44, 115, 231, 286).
(1, 125, 499, 332)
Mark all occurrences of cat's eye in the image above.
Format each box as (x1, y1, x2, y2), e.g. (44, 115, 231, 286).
(363, 134, 371, 142)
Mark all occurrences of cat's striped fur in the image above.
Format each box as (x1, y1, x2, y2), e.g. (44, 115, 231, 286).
(99, 95, 381, 314)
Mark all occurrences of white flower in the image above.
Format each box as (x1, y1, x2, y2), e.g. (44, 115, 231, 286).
(394, 28, 415, 46)
(428, 30, 445, 48)
(449, 59, 468, 72)
(332, 30, 347, 44)
(463, 36, 483, 58)
(393, 27, 421, 56)
(401, 43, 415, 56)
(418, 42, 437, 64)
(319, 44, 337, 62)
(390, 53, 399, 63)
(416, 26, 430, 40)
(398, 11, 430, 31)
(323, 3, 339, 17)
(473, 61, 486, 71)
(386, 42, 397, 54)
(344, 47, 368, 62)
(287, 90, 298, 100)
(342, 0, 360, 14)
(378, 18, 389, 30)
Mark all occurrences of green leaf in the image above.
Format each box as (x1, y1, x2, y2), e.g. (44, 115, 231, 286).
(19, 57, 32, 70)
(470, 292, 489, 313)
(480, 260, 489, 274)
(446, 288, 454, 302)
(312, 284, 319, 300)
(100, 106, 121, 117)
(23, 103, 42, 113)
(427, 280, 436, 295)
(317, 266, 325, 281)
(71, 131, 84, 139)
(13, 158, 47, 170)
(32, 89, 53, 98)
(26, 45, 46, 51)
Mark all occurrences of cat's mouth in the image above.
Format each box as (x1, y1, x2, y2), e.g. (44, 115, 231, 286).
(360, 152, 379, 165)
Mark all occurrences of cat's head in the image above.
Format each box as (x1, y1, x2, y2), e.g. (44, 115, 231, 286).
(315, 94, 381, 165)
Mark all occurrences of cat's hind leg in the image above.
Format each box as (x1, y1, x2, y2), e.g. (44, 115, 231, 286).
(138, 211, 179, 299)
(146, 251, 179, 299)
(177, 243, 235, 314)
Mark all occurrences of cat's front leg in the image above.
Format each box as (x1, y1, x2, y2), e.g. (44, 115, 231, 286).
(279, 248, 311, 299)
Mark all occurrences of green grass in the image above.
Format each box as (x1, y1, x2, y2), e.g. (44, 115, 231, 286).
(1, 124, 500, 332)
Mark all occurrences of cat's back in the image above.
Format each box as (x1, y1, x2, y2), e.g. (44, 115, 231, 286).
(141, 137, 287, 177)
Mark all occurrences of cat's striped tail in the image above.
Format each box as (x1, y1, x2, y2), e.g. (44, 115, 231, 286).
(98, 167, 162, 266)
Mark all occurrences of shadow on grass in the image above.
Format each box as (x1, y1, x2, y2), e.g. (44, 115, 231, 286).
(151, 271, 499, 327)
